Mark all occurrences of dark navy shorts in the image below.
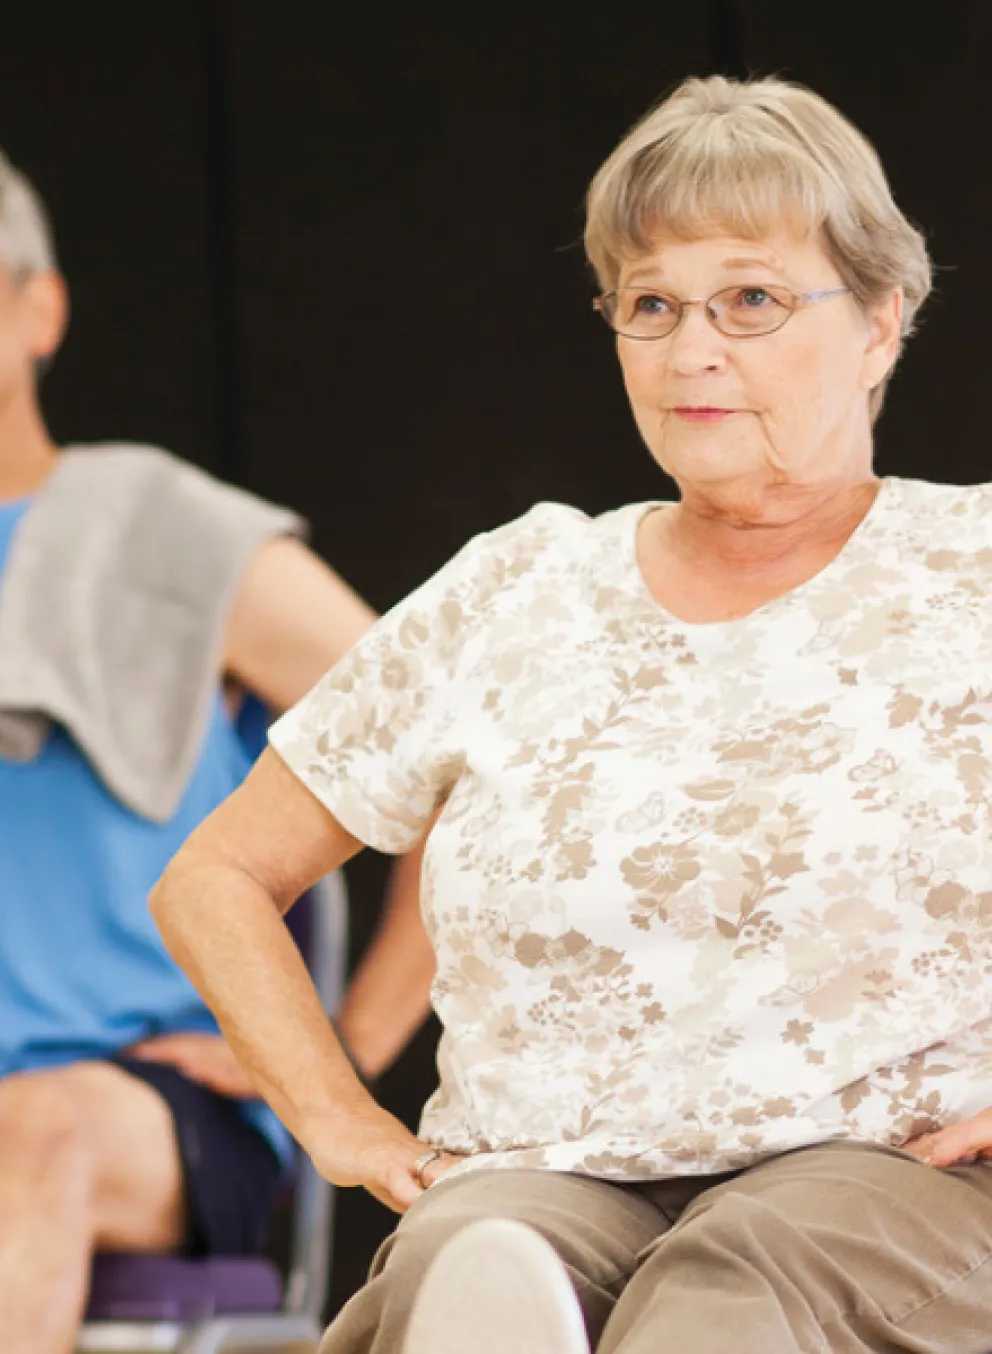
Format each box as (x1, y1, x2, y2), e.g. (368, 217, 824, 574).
(111, 1056, 285, 1258)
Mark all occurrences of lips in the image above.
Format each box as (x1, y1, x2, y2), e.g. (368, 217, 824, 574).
(672, 407, 738, 423)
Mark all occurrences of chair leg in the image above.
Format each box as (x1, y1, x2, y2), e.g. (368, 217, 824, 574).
(179, 1313, 321, 1353)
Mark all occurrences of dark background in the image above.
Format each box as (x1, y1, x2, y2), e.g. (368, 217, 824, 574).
(1, 0, 986, 1320)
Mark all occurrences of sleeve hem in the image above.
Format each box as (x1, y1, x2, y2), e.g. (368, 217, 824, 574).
(267, 735, 428, 856)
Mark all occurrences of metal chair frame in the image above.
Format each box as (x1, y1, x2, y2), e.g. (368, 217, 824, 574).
(76, 871, 347, 1354)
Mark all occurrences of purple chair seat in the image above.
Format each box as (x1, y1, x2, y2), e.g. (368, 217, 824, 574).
(86, 1254, 284, 1321)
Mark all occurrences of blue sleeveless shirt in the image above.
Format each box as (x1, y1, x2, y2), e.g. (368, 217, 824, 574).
(0, 498, 288, 1158)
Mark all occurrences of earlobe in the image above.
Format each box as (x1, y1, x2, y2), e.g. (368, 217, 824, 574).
(861, 289, 903, 390)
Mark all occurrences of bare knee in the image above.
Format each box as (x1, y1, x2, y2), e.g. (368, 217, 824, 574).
(0, 1069, 95, 1206)
(0, 1062, 185, 1249)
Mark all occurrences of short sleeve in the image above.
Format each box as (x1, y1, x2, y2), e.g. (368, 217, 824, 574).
(268, 531, 492, 854)
(269, 503, 584, 854)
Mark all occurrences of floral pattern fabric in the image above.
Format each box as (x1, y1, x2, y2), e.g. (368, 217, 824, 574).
(271, 477, 992, 1180)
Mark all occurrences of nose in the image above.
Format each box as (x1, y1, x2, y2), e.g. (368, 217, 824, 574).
(665, 302, 729, 375)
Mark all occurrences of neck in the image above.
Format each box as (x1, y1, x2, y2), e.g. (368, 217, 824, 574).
(0, 387, 59, 502)
(663, 473, 881, 579)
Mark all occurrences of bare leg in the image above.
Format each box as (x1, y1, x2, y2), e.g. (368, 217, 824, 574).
(0, 1061, 186, 1354)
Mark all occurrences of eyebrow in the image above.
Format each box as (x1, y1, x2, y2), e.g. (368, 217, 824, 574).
(719, 255, 785, 272)
(622, 255, 787, 286)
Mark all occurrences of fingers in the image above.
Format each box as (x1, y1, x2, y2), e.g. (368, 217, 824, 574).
(127, 1044, 253, 1097)
(926, 1128, 982, 1167)
(305, 1113, 463, 1213)
(363, 1161, 430, 1214)
(128, 1048, 183, 1067)
(128, 1034, 190, 1055)
(190, 1071, 253, 1096)
(365, 1147, 465, 1213)
(128, 1034, 229, 1057)
(904, 1118, 992, 1167)
(126, 1040, 172, 1059)
(393, 1163, 427, 1211)
(902, 1132, 937, 1162)
(419, 1150, 464, 1189)
(127, 1038, 204, 1070)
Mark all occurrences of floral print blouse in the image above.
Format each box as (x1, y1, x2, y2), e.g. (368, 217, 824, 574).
(271, 477, 992, 1179)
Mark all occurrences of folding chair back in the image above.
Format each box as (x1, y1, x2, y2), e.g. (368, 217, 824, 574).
(78, 871, 347, 1354)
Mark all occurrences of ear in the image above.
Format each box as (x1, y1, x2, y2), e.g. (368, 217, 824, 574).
(20, 269, 69, 363)
(859, 287, 903, 393)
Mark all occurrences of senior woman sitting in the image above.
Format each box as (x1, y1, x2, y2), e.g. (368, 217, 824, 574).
(151, 74, 992, 1354)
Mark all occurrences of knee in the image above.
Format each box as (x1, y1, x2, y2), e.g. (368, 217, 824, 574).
(372, 1173, 549, 1289)
(373, 1195, 479, 1286)
(677, 1190, 796, 1266)
(0, 1068, 96, 1194)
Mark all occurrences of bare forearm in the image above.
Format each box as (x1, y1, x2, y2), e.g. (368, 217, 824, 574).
(148, 752, 444, 1211)
(335, 843, 436, 1080)
(150, 856, 375, 1144)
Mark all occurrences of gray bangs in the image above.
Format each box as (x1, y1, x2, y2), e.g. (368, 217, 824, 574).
(590, 136, 838, 286)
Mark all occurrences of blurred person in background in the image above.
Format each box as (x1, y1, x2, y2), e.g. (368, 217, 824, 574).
(0, 150, 435, 1354)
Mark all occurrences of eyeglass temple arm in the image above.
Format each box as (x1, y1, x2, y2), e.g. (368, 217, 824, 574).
(801, 286, 849, 304)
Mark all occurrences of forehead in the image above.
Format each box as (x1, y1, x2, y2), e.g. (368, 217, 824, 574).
(618, 231, 831, 286)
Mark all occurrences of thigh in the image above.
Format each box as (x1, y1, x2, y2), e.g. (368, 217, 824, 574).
(721, 1143, 992, 1322)
(625, 1142, 992, 1354)
(389, 1168, 664, 1288)
(0, 1058, 282, 1257)
(112, 1057, 282, 1257)
(686, 1139, 992, 1271)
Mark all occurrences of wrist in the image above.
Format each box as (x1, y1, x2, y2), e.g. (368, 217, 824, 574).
(296, 1093, 395, 1155)
(331, 1016, 376, 1088)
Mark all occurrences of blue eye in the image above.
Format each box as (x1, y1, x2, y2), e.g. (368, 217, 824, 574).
(632, 292, 676, 315)
(734, 287, 775, 308)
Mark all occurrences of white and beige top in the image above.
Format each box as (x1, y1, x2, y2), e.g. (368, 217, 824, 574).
(271, 476, 992, 1180)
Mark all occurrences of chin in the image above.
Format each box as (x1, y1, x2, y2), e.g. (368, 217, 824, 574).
(657, 447, 768, 488)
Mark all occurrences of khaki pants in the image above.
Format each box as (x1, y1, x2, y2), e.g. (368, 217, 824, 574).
(320, 1142, 992, 1353)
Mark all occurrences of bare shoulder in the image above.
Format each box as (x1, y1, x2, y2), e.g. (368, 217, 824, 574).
(223, 536, 377, 714)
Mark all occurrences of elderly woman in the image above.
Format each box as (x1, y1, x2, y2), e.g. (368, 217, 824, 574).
(152, 74, 992, 1354)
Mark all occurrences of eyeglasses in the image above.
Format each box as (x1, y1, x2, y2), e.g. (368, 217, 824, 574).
(592, 284, 850, 341)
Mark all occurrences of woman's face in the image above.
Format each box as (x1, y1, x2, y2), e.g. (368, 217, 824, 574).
(614, 231, 901, 507)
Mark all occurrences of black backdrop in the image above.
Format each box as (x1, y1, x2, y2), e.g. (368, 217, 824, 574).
(1, 0, 987, 1319)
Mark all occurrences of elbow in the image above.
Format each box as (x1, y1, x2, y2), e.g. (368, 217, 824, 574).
(148, 849, 194, 938)
(147, 872, 168, 927)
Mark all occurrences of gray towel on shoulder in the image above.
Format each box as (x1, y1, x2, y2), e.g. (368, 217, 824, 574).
(0, 444, 306, 822)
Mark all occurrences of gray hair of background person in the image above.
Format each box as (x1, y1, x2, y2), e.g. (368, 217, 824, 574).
(584, 74, 933, 422)
(0, 151, 58, 277)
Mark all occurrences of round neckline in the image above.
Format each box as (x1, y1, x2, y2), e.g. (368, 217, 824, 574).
(0, 494, 32, 514)
(623, 476, 896, 632)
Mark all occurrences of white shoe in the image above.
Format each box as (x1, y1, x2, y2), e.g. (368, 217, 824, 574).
(403, 1217, 590, 1354)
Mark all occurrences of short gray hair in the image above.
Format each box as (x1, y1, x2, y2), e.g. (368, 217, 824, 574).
(0, 151, 58, 276)
(584, 75, 932, 421)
